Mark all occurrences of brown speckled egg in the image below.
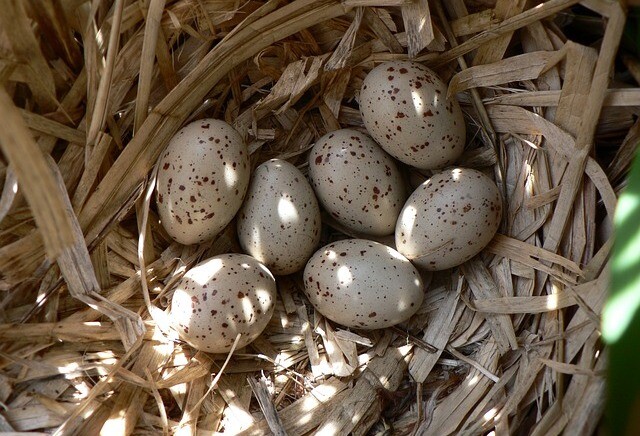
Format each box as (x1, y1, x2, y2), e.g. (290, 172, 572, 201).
(395, 168, 502, 271)
(156, 119, 250, 245)
(171, 254, 276, 353)
(303, 239, 424, 329)
(308, 129, 406, 236)
(359, 60, 466, 170)
(237, 159, 321, 275)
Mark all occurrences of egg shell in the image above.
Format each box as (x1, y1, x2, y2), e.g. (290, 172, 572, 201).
(156, 119, 250, 245)
(359, 60, 466, 170)
(308, 129, 406, 236)
(395, 168, 502, 271)
(171, 254, 276, 353)
(237, 159, 321, 275)
(303, 239, 424, 329)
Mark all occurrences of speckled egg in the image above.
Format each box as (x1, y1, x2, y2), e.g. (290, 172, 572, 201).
(237, 159, 321, 275)
(303, 239, 424, 329)
(395, 168, 502, 271)
(359, 60, 466, 170)
(156, 119, 250, 245)
(171, 254, 276, 353)
(308, 129, 406, 236)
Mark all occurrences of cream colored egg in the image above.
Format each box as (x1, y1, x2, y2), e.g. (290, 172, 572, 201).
(237, 159, 321, 275)
(395, 168, 502, 271)
(303, 239, 424, 329)
(171, 254, 276, 353)
(359, 61, 466, 170)
(156, 119, 250, 245)
(308, 129, 406, 236)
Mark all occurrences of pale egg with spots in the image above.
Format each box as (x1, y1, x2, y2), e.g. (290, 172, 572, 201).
(303, 239, 424, 329)
(308, 129, 406, 236)
(171, 254, 276, 353)
(359, 60, 466, 170)
(237, 159, 321, 275)
(156, 119, 250, 245)
(395, 168, 502, 271)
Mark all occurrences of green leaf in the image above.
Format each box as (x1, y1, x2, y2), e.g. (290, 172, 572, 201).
(603, 147, 640, 435)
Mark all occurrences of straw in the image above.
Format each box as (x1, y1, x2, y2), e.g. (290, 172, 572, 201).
(0, 0, 626, 433)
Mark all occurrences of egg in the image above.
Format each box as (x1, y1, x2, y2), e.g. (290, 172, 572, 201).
(359, 60, 466, 170)
(171, 254, 276, 353)
(308, 129, 406, 236)
(237, 159, 321, 275)
(156, 119, 250, 245)
(303, 239, 424, 329)
(395, 168, 502, 271)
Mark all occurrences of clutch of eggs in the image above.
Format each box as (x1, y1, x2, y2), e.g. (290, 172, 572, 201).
(161, 56, 506, 343)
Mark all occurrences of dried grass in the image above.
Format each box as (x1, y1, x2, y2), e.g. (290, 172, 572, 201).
(0, 0, 633, 434)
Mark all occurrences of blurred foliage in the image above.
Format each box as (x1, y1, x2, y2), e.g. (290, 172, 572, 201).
(602, 11, 640, 435)
(603, 147, 640, 435)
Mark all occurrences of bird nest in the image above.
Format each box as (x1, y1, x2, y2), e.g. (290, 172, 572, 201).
(0, 0, 633, 434)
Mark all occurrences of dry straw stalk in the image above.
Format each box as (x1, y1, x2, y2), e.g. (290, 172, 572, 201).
(0, 0, 633, 434)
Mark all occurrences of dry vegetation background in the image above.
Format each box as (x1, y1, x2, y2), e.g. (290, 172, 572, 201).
(0, 0, 637, 434)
